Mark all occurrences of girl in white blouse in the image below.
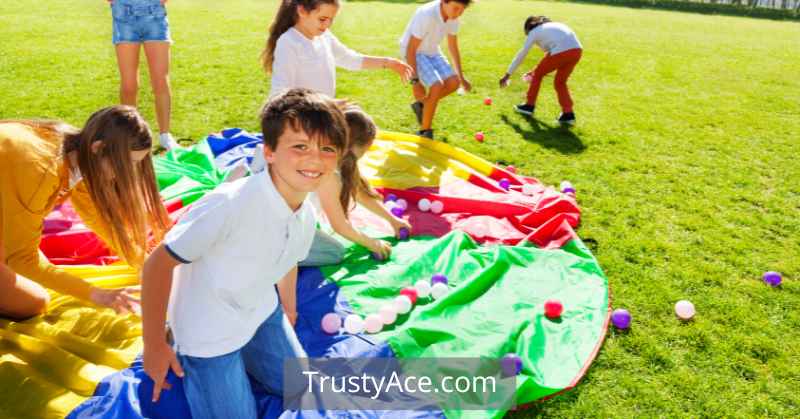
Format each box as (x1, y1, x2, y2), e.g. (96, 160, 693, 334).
(262, 0, 413, 99)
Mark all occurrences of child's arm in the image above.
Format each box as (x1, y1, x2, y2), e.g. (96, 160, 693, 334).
(318, 174, 392, 259)
(500, 31, 537, 87)
(447, 34, 471, 92)
(360, 56, 413, 83)
(277, 266, 299, 326)
(355, 189, 412, 238)
(141, 244, 184, 403)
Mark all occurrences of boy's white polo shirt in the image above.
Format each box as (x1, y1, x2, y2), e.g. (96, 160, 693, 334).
(399, 0, 460, 56)
(163, 169, 315, 358)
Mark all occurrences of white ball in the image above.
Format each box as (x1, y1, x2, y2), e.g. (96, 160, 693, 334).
(393, 295, 413, 314)
(378, 304, 397, 325)
(559, 181, 573, 191)
(364, 314, 383, 334)
(430, 200, 444, 214)
(418, 198, 431, 212)
(343, 314, 365, 334)
(431, 282, 449, 300)
(396, 199, 408, 210)
(414, 280, 431, 298)
(385, 201, 398, 210)
(522, 184, 536, 196)
(675, 300, 695, 320)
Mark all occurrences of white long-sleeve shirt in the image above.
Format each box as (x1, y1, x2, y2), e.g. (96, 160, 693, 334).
(269, 27, 364, 98)
(506, 22, 582, 75)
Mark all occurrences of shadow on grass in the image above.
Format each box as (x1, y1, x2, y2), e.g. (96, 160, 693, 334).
(501, 114, 586, 155)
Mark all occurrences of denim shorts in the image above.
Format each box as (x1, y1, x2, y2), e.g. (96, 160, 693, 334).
(416, 53, 456, 88)
(111, 0, 171, 44)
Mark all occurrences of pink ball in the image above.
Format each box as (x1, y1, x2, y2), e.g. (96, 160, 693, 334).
(475, 132, 485, 142)
(484, 97, 492, 106)
(400, 287, 419, 305)
(506, 165, 516, 174)
(430, 200, 444, 214)
(365, 314, 383, 334)
(544, 300, 563, 319)
(321, 312, 341, 334)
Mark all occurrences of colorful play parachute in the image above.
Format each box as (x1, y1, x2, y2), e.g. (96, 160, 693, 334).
(0, 129, 609, 419)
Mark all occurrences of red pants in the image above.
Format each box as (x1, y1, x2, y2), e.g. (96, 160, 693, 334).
(526, 48, 582, 113)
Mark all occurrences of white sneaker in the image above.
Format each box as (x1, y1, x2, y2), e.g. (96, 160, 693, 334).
(159, 133, 181, 151)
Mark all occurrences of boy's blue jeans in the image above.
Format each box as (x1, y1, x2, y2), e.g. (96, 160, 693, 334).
(177, 304, 306, 419)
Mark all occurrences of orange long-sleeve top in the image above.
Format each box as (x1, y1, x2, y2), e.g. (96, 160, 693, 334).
(1, 122, 117, 301)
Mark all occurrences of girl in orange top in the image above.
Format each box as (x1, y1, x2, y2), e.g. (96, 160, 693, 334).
(0, 105, 171, 319)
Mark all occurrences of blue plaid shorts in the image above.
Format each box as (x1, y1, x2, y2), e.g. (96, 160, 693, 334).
(415, 53, 456, 88)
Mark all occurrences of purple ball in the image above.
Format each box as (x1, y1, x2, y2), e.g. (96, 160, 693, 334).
(611, 308, 632, 330)
(431, 273, 448, 285)
(501, 353, 523, 377)
(562, 187, 576, 194)
(499, 178, 510, 191)
(398, 227, 410, 240)
(385, 193, 398, 203)
(391, 206, 404, 217)
(321, 313, 341, 334)
(763, 271, 782, 287)
(372, 252, 384, 261)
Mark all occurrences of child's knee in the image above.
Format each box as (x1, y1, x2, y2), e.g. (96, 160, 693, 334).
(444, 77, 460, 93)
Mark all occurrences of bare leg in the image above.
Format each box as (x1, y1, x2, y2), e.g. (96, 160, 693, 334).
(420, 76, 459, 130)
(143, 41, 172, 135)
(115, 43, 142, 107)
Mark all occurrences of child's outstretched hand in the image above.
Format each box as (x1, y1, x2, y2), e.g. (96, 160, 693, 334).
(143, 340, 184, 403)
(499, 74, 511, 88)
(368, 238, 392, 260)
(385, 58, 414, 83)
(390, 218, 412, 239)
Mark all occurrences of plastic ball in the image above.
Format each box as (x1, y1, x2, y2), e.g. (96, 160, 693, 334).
(611, 309, 632, 330)
(506, 165, 517, 174)
(378, 304, 397, 325)
(499, 178, 510, 191)
(395, 199, 408, 210)
(675, 300, 695, 320)
(393, 295, 413, 314)
(398, 227, 410, 240)
(391, 206, 404, 217)
(501, 353, 523, 377)
(559, 181, 573, 190)
(562, 187, 576, 195)
(385, 193, 397, 203)
(763, 271, 782, 287)
(544, 299, 563, 319)
(484, 97, 492, 106)
(414, 280, 431, 298)
(475, 132, 485, 142)
(431, 282, 449, 300)
(344, 314, 365, 334)
(522, 73, 532, 83)
(522, 183, 536, 196)
(431, 273, 448, 285)
(400, 287, 419, 305)
(430, 200, 444, 214)
(321, 313, 341, 334)
(371, 252, 384, 261)
(418, 198, 431, 212)
(365, 314, 383, 334)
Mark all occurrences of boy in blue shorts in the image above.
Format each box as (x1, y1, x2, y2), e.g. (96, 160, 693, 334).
(139, 88, 348, 418)
(401, 0, 473, 139)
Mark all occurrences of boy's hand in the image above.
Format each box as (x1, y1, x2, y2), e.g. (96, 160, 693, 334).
(460, 77, 472, 92)
(499, 74, 511, 88)
(367, 239, 392, 260)
(90, 286, 141, 315)
(143, 340, 184, 403)
(390, 218, 412, 238)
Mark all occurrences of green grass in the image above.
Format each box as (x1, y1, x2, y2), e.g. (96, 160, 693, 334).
(1, 0, 799, 417)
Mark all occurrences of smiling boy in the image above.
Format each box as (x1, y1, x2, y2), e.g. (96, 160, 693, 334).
(140, 88, 347, 418)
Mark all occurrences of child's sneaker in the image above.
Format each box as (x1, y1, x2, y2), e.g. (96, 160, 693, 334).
(416, 129, 434, 139)
(159, 132, 181, 150)
(410, 101, 424, 125)
(557, 112, 576, 126)
(514, 104, 535, 116)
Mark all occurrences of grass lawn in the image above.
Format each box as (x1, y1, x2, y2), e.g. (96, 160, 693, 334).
(1, 0, 799, 417)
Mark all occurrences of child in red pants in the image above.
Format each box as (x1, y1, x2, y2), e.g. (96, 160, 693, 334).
(499, 16, 582, 126)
